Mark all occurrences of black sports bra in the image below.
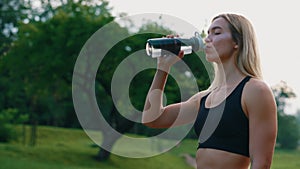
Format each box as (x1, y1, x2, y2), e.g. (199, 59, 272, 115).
(193, 76, 251, 157)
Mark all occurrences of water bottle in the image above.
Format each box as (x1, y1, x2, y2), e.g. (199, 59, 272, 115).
(145, 32, 205, 58)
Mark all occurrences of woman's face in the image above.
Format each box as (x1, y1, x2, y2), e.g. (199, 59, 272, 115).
(205, 17, 238, 63)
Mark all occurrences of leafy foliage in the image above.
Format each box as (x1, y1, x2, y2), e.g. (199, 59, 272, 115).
(272, 81, 299, 149)
(0, 0, 27, 57)
(0, 108, 28, 142)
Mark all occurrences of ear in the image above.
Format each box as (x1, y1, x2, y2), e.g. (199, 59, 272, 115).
(232, 41, 239, 49)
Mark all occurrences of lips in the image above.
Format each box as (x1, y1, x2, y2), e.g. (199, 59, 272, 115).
(204, 44, 212, 53)
(205, 43, 212, 49)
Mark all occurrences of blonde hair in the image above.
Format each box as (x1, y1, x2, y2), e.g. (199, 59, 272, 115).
(208, 13, 262, 90)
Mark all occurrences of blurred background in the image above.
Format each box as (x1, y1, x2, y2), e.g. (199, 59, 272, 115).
(0, 0, 299, 169)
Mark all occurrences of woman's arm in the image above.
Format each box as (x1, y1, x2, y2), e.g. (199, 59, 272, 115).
(244, 79, 277, 169)
(142, 50, 201, 128)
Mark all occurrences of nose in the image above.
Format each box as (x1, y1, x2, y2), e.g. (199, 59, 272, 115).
(205, 35, 211, 43)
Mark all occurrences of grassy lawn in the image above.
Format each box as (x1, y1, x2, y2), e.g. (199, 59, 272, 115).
(0, 126, 299, 169)
(272, 149, 300, 169)
(0, 126, 194, 169)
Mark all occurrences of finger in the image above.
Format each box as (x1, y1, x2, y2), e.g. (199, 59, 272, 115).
(178, 50, 184, 59)
(166, 34, 174, 38)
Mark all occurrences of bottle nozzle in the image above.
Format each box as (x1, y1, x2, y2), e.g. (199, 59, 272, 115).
(192, 31, 205, 52)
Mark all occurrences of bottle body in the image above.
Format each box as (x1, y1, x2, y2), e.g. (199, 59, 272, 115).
(145, 32, 204, 58)
(146, 38, 193, 58)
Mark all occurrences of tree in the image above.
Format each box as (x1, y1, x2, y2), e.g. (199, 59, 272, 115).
(272, 81, 300, 149)
(1, 0, 114, 145)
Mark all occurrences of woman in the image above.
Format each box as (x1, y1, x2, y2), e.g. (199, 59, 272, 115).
(142, 13, 277, 169)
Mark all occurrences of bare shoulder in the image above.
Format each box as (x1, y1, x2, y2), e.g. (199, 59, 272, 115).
(243, 77, 276, 117)
(244, 78, 274, 98)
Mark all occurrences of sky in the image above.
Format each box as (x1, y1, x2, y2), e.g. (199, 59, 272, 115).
(108, 0, 300, 114)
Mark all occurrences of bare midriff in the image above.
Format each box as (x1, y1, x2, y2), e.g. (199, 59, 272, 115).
(196, 148, 250, 169)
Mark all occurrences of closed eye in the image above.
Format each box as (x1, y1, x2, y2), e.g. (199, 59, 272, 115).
(207, 26, 222, 36)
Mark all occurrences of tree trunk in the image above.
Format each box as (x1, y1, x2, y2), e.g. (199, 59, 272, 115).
(29, 120, 38, 146)
(22, 124, 26, 145)
(96, 148, 111, 161)
(95, 131, 121, 161)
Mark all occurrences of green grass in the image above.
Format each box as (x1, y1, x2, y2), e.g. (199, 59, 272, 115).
(272, 149, 300, 169)
(0, 126, 194, 169)
(0, 126, 299, 169)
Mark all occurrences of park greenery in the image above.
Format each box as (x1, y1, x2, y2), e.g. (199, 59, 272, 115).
(0, 0, 299, 167)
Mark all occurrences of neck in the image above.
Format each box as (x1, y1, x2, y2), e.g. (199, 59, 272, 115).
(216, 57, 245, 86)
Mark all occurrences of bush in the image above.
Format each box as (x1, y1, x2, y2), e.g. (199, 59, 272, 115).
(277, 114, 300, 149)
(0, 124, 17, 142)
(0, 108, 27, 142)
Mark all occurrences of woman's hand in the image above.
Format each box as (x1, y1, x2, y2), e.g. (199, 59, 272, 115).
(157, 35, 185, 72)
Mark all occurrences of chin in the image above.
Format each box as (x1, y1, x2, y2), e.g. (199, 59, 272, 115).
(205, 55, 219, 63)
